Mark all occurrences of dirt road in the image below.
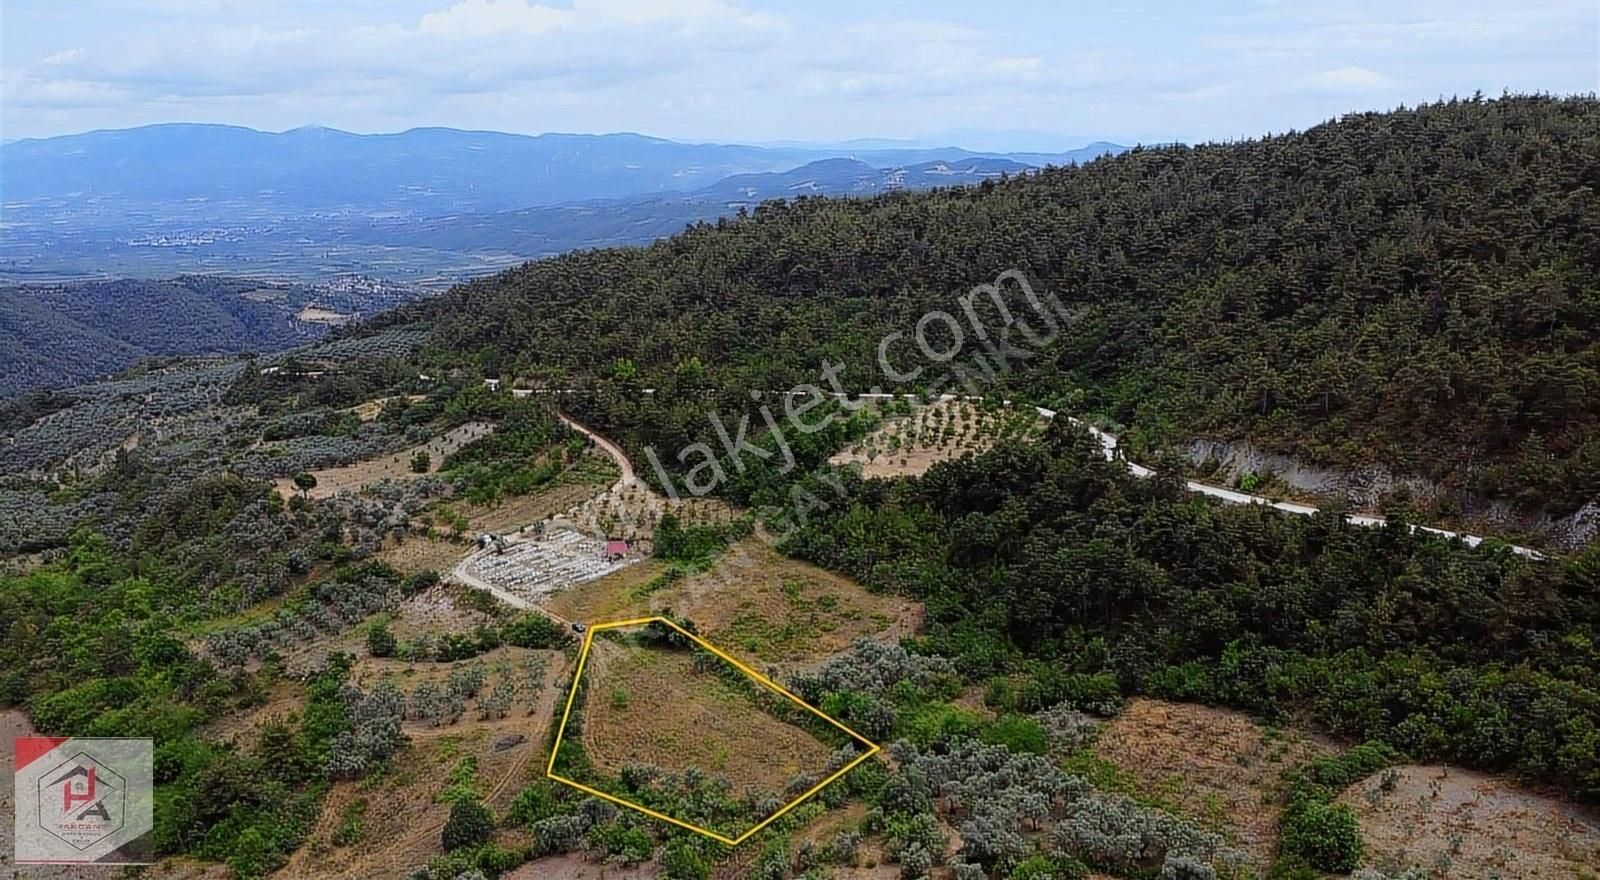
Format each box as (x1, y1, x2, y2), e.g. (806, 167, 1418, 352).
(556, 411, 636, 486)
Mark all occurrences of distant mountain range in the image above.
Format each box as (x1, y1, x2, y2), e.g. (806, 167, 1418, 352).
(1, 123, 1122, 221)
(334, 156, 1043, 255)
(695, 156, 1037, 202)
(0, 126, 1123, 284)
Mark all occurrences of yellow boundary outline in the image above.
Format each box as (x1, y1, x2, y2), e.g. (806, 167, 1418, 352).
(545, 616, 882, 846)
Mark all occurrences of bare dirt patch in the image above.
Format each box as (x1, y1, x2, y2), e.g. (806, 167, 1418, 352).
(295, 305, 352, 325)
(579, 637, 834, 799)
(272, 421, 495, 500)
(394, 579, 498, 631)
(507, 854, 657, 879)
(376, 533, 473, 576)
(1092, 698, 1336, 867)
(541, 559, 671, 624)
(544, 539, 921, 667)
(830, 398, 1044, 479)
(347, 394, 427, 422)
(462, 478, 612, 536)
(1338, 764, 1600, 878)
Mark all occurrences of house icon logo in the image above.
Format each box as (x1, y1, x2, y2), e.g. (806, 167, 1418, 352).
(14, 736, 152, 865)
(37, 752, 127, 850)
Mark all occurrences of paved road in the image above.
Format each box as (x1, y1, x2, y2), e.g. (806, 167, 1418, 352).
(772, 389, 1543, 559)
(457, 387, 1545, 614)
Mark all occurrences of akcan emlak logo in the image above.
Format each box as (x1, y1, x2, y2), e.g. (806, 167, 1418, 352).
(39, 751, 126, 849)
(13, 737, 153, 865)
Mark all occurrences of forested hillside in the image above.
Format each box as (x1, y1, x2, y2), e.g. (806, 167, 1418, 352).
(5, 95, 1600, 879)
(2, 277, 370, 395)
(787, 421, 1600, 803)
(382, 95, 1600, 519)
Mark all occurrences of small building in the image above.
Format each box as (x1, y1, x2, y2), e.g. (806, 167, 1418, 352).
(484, 378, 502, 391)
(604, 539, 630, 561)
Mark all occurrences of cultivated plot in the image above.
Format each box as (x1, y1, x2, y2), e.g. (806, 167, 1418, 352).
(546, 617, 879, 845)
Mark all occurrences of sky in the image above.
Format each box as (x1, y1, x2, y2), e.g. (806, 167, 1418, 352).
(2, 0, 1597, 148)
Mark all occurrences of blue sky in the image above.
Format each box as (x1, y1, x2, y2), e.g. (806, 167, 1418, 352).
(2, 0, 1596, 147)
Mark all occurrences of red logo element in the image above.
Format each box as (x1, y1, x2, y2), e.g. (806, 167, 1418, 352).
(61, 766, 97, 814)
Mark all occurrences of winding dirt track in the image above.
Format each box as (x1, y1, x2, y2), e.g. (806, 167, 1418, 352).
(555, 411, 636, 486)
(313, 396, 1545, 878)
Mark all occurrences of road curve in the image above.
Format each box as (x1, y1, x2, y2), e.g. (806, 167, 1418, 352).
(555, 410, 637, 486)
(446, 409, 641, 625)
(476, 389, 1545, 568)
(779, 390, 1544, 559)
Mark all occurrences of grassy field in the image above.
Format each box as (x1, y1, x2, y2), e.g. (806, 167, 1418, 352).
(577, 634, 838, 799)
(1090, 698, 1336, 867)
(271, 421, 496, 500)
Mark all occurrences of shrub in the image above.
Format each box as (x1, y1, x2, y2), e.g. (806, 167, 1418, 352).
(660, 839, 710, 880)
(332, 799, 367, 846)
(505, 782, 562, 827)
(441, 801, 494, 851)
(403, 570, 441, 594)
(367, 622, 397, 658)
(502, 613, 568, 649)
(982, 715, 1050, 755)
(1280, 799, 1362, 872)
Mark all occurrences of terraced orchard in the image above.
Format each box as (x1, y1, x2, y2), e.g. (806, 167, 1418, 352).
(829, 397, 1046, 478)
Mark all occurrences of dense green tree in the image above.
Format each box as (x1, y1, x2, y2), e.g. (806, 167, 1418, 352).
(441, 800, 494, 851)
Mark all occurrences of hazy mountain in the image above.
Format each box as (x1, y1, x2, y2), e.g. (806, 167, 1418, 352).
(0, 123, 1122, 225)
(1, 138, 1121, 284)
(696, 156, 1036, 202)
(0, 124, 800, 219)
(330, 156, 1045, 256)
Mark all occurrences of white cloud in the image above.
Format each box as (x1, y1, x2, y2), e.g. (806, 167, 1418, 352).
(1311, 65, 1391, 91)
(1, 0, 1595, 144)
(417, 0, 569, 38)
(42, 48, 84, 65)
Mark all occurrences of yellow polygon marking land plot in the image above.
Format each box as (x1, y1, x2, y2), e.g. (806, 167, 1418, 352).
(546, 615, 881, 846)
